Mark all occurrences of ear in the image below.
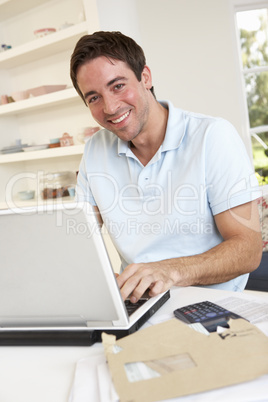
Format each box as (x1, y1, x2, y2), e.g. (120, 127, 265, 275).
(141, 65, 152, 90)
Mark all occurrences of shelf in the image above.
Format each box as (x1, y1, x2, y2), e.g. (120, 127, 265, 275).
(0, 144, 84, 163)
(0, 87, 81, 116)
(0, 0, 95, 206)
(0, 196, 75, 210)
(0, 21, 88, 68)
(0, 0, 48, 22)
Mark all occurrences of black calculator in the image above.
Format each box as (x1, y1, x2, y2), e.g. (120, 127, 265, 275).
(173, 301, 244, 332)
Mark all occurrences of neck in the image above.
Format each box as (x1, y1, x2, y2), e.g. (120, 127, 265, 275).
(130, 101, 168, 166)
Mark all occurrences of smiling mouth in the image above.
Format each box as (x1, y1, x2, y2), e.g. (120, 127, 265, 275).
(110, 110, 130, 124)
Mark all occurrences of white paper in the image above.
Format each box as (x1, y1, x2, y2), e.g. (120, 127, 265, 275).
(97, 362, 119, 402)
(68, 349, 106, 402)
(216, 296, 268, 324)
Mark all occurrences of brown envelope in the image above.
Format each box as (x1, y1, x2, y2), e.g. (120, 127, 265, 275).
(102, 318, 268, 402)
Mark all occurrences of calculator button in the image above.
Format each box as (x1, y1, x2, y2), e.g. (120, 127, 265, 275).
(206, 312, 217, 318)
(173, 301, 243, 327)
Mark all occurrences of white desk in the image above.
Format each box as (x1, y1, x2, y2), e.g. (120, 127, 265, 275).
(0, 286, 267, 402)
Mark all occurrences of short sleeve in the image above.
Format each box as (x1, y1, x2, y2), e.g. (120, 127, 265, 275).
(205, 119, 260, 215)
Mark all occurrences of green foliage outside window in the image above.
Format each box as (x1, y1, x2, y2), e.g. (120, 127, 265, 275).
(237, 9, 268, 183)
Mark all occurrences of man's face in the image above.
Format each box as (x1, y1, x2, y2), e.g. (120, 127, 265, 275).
(76, 56, 153, 143)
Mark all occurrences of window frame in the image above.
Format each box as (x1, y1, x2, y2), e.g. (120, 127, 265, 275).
(232, 0, 268, 149)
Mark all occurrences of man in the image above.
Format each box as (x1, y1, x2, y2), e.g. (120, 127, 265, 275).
(70, 31, 262, 303)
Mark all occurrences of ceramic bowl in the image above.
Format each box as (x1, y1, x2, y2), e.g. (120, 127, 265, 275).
(11, 91, 29, 102)
(27, 85, 67, 97)
(18, 190, 35, 200)
(49, 138, 60, 144)
(67, 187, 76, 197)
(34, 28, 56, 38)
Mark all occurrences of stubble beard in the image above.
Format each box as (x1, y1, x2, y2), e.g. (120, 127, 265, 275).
(112, 98, 150, 144)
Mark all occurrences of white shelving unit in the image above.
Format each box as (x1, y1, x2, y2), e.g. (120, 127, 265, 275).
(0, 21, 88, 68)
(0, 87, 80, 116)
(0, 144, 85, 164)
(0, 0, 100, 209)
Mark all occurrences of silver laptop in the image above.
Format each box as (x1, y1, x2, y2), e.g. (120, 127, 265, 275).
(0, 202, 169, 345)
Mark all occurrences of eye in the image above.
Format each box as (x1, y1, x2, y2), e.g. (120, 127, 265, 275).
(87, 95, 99, 105)
(114, 83, 124, 91)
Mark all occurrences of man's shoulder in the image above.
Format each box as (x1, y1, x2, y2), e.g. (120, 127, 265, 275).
(163, 100, 230, 132)
(90, 128, 115, 142)
(183, 109, 224, 126)
(84, 128, 117, 150)
(183, 109, 237, 139)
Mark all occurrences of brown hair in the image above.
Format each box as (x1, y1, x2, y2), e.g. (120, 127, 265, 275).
(70, 31, 155, 104)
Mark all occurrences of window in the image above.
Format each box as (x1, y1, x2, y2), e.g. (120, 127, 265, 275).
(235, 4, 268, 185)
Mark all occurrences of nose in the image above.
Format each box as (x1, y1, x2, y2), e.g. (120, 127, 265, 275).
(103, 94, 120, 115)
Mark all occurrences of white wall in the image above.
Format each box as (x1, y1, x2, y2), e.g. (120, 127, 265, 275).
(93, 0, 251, 153)
(134, 0, 251, 155)
(96, 0, 142, 43)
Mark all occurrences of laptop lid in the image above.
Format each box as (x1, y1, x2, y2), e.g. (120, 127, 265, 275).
(0, 202, 169, 335)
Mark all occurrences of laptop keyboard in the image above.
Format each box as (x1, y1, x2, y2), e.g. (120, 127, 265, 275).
(124, 298, 148, 316)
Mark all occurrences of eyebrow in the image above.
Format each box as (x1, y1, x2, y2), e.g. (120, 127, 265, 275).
(83, 76, 127, 100)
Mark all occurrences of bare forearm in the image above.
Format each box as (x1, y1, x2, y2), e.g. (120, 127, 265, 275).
(117, 230, 262, 301)
(163, 234, 262, 288)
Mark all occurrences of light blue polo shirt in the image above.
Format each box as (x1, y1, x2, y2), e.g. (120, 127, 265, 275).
(77, 101, 260, 291)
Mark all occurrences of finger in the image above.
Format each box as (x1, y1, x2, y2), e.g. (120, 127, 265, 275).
(119, 271, 143, 301)
(116, 264, 139, 288)
(129, 276, 154, 303)
(148, 280, 165, 297)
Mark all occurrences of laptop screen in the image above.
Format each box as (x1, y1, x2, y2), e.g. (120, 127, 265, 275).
(0, 203, 128, 328)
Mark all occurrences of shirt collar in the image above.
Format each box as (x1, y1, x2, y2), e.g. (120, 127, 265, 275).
(160, 100, 186, 152)
(118, 138, 129, 156)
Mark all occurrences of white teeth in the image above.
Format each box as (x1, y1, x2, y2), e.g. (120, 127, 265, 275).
(111, 111, 130, 124)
